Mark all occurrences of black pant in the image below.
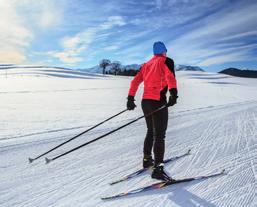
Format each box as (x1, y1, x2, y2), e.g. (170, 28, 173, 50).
(141, 99, 168, 165)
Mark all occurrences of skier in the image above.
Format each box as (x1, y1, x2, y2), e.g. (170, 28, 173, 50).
(126, 41, 178, 181)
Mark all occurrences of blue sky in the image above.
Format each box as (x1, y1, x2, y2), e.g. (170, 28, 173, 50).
(0, 0, 257, 71)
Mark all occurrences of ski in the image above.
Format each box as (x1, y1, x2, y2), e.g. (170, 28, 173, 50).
(109, 149, 191, 185)
(102, 169, 225, 200)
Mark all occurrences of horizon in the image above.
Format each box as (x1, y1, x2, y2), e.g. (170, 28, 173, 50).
(1, 0, 257, 72)
(1, 62, 257, 73)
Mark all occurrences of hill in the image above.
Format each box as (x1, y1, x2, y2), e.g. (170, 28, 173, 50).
(219, 68, 257, 78)
(175, 65, 204, 72)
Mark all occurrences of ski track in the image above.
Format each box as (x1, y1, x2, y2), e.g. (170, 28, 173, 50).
(1, 101, 256, 207)
(0, 87, 128, 95)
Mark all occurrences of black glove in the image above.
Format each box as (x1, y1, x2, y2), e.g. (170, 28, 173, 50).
(127, 96, 136, 110)
(167, 88, 178, 107)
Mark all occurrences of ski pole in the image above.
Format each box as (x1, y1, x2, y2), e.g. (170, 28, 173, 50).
(45, 105, 167, 164)
(28, 109, 128, 163)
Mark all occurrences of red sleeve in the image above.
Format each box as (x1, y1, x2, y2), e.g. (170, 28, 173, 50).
(162, 64, 177, 89)
(128, 68, 143, 97)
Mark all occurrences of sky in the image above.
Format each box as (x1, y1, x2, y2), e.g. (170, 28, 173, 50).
(0, 0, 257, 72)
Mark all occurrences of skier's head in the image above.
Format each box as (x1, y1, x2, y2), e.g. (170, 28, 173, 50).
(153, 41, 167, 55)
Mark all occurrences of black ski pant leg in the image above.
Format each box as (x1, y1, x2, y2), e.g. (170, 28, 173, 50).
(152, 104, 168, 164)
(141, 99, 168, 164)
(142, 100, 154, 156)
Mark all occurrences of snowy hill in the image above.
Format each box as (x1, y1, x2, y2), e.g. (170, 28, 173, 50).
(0, 65, 107, 79)
(0, 67, 256, 207)
(219, 68, 257, 78)
(81, 65, 103, 73)
(175, 64, 204, 72)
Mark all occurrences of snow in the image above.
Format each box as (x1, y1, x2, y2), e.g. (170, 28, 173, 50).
(0, 67, 256, 207)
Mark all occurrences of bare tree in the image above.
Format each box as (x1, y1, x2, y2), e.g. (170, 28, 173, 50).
(111, 61, 121, 76)
(99, 59, 111, 74)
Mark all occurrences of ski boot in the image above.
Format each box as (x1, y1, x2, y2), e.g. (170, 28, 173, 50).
(151, 163, 175, 182)
(143, 155, 154, 168)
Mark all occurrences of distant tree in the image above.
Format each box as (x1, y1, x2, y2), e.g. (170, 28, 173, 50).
(111, 61, 121, 76)
(99, 59, 111, 74)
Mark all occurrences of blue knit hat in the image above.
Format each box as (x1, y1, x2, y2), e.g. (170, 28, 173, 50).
(153, 41, 167, 55)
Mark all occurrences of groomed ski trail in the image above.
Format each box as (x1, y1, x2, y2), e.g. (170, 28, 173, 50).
(0, 69, 257, 207)
(0, 101, 256, 207)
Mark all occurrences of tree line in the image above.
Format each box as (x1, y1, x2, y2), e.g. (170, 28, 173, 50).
(99, 59, 139, 76)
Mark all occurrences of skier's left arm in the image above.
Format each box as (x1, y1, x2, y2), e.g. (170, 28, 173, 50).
(162, 59, 177, 90)
(165, 57, 176, 78)
(162, 59, 178, 106)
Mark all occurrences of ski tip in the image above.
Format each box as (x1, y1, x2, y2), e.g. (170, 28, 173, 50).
(45, 157, 52, 164)
(221, 169, 226, 174)
(110, 179, 124, 185)
(101, 196, 114, 200)
(187, 149, 192, 154)
(28, 158, 34, 163)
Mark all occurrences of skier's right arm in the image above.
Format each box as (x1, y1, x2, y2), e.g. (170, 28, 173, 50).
(127, 67, 143, 110)
(128, 67, 143, 97)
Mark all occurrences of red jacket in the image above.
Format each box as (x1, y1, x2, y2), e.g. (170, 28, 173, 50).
(128, 55, 177, 101)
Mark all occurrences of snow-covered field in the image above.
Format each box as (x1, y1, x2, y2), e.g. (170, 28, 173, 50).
(0, 66, 256, 207)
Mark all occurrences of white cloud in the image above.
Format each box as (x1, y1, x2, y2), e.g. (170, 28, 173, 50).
(0, 47, 26, 64)
(197, 52, 250, 67)
(0, 0, 63, 64)
(49, 51, 83, 64)
(16, 0, 64, 29)
(100, 16, 126, 30)
(104, 45, 119, 51)
(39, 2, 63, 28)
(166, 1, 257, 67)
(49, 29, 96, 64)
(220, 30, 257, 41)
(62, 36, 82, 50)
(0, 0, 33, 63)
(62, 29, 96, 50)
(50, 16, 126, 64)
(183, 4, 257, 41)
(130, 0, 225, 29)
